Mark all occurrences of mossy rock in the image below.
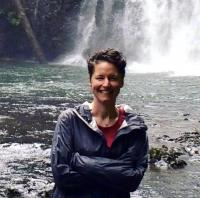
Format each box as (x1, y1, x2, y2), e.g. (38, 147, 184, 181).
(149, 145, 186, 169)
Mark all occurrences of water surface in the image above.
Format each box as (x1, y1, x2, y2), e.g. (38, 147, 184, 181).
(0, 63, 199, 197)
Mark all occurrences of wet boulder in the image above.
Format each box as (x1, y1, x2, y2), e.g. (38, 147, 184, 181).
(149, 145, 187, 170)
(6, 187, 22, 198)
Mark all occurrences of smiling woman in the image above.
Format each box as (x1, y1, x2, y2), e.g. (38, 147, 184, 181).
(51, 48, 149, 198)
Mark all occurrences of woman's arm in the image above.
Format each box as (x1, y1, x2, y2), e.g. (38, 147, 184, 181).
(51, 111, 95, 190)
(71, 131, 148, 192)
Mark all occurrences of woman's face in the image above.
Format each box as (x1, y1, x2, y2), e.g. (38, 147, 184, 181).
(90, 61, 124, 104)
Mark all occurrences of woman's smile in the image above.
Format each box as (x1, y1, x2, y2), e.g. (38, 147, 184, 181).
(99, 89, 112, 93)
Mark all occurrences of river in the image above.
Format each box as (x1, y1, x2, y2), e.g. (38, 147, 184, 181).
(0, 62, 200, 197)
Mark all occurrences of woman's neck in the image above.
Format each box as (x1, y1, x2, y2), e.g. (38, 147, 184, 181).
(89, 100, 119, 127)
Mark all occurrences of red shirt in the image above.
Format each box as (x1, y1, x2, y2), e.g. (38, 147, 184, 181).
(98, 107, 125, 148)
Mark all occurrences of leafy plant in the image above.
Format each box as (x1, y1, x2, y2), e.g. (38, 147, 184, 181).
(7, 11, 21, 26)
(0, 9, 21, 26)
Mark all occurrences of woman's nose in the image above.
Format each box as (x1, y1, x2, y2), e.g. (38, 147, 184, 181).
(102, 78, 110, 87)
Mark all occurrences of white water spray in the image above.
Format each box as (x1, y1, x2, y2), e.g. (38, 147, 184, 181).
(135, 0, 200, 76)
(61, 0, 200, 76)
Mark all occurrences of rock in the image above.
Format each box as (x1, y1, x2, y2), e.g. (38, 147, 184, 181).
(154, 160, 168, 170)
(170, 159, 187, 169)
(150, 130, 200, 170)
(6, 187, 22, 198)
(156, 135, 170, 141)
(158, 130, 200, 149)
(184, 146, 200, 156)
(183, 113, 190, 116)
(38, 183, 54, 198)
(149, 146, 186, 169)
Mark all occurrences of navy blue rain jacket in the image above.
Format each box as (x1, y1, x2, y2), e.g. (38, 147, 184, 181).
(51, 103, 148, 198)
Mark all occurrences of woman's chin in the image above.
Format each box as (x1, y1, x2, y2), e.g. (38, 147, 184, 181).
(99, 98, 115, 105)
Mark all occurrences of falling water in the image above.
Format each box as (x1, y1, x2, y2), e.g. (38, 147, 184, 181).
(34, 0, 40, 20)
(61, 0, 200, 76)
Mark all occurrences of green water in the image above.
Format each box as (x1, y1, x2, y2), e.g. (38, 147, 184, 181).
(0, 63, 200, 197)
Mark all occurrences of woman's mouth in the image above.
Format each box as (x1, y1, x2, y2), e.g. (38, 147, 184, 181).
(99, 90, 112, 93)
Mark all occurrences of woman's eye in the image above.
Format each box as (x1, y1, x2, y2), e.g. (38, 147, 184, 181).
(96, 77, 104, 80)
(110, 77, 118, 81)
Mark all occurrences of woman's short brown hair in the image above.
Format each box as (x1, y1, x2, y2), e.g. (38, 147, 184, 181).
(87, 48, 126, 80)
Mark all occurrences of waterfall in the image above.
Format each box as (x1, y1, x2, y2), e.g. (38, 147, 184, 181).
(61, 0, 200, 76)
(34, 0, 40, 20)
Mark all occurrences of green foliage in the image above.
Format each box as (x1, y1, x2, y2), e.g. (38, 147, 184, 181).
(0, 9, 21, 26)
(7, 11, 21, 26)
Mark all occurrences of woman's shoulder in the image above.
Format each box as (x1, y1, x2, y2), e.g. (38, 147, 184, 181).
(117, 104, 134, 113)
(118, 104, 147, 129)
(58, 107, 76, 121)
(117, 104, 138, 117)
(58, 102, 92, 122)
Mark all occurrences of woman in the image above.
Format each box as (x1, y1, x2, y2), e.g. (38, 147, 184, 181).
(51, 49, 148, 198)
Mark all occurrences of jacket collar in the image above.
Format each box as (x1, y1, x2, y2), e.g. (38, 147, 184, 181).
(74, 102, 147, 135)
(74, 103, 102, 134)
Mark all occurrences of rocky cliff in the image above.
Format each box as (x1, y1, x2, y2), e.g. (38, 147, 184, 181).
(0, 0, 82, 61)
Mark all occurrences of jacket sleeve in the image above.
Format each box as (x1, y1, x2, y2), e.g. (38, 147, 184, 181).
(51, 111, 95, 190)
(71, 130, 148, 192)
